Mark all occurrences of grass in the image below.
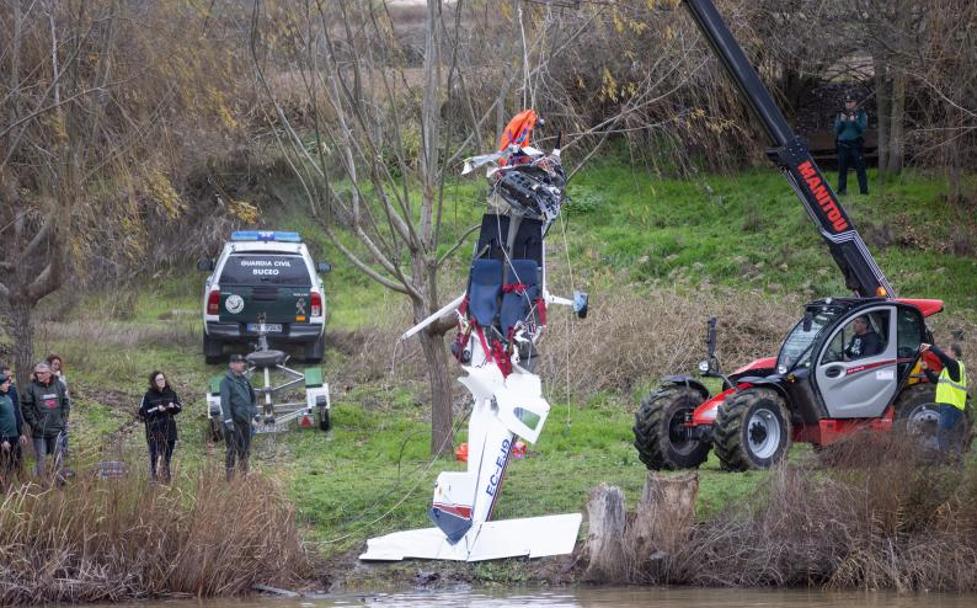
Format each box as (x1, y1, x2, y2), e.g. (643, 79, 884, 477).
(567, 164, 977, 310)
(7, 160, 977, 592)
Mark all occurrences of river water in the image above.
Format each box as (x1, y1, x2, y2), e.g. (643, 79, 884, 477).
(100, 587, 977, 608)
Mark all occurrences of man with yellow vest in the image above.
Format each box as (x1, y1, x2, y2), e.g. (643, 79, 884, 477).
(921, 343, 968, 455)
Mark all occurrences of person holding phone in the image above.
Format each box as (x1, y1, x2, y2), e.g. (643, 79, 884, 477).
(138, 370, 182, 483)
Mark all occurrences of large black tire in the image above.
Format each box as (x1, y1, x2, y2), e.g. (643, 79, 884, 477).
(305, 332, 325, 363)
(203, 333, 223, 365)
(894, 384, 974, 455)
(318, 407, 331, 432)
(893, 384, 940, 450)
(714, 387, 791, 471)
(633, 386, 711, 470)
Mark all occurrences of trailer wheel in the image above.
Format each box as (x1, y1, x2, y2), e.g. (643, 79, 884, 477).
(633, 386, 710, 470)
(318, 406, 331, 432)
(714, 388, 791, 471)
(207, 417, 224, 443)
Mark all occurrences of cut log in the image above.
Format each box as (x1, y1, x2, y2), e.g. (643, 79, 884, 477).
(582, 483, 628, 583)
(631, 471, 698, 563)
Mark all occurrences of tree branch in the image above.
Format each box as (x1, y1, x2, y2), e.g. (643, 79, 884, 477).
(320, 223, 413, 296)
(26, 259, 61, 303)
(437, 222, 481, 268)
(20, 217, 53, 262)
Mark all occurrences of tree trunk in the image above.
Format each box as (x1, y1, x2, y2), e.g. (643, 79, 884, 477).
(418, 327, 454, 457)
(8, 298, 34, 390)
(887, 69, 907, 175)
(582, 484, 628, 583)
(631, 471, 699, 562)
(875, 68, 891, 175)
(946, 108, 963, 205)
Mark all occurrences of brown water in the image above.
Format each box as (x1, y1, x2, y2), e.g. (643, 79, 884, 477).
(100, 587, 977, 607)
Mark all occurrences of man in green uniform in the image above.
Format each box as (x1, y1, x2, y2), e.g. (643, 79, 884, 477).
(834, 94, 869, 196)
(220, 354, 257, 480)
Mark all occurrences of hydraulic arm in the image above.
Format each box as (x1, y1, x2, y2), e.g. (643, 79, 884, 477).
(682, 0, 895, 298)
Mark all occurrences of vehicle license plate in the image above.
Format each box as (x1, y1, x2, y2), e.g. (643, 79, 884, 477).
(247, 323, 283, 333)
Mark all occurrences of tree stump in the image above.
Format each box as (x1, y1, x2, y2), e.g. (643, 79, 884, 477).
(631, 471, 699, 564)
(582, 483, 628, 583)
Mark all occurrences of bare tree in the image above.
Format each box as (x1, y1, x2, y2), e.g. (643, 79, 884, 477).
(249, 0, 491, 455)
(0, 1, 244, 386)
(910, 0, 977, 205)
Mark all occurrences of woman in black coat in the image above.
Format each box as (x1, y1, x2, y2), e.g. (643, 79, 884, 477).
(138, 371, 182, 482)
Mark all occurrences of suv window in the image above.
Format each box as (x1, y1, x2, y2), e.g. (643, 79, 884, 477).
(220, 254, 311, 286)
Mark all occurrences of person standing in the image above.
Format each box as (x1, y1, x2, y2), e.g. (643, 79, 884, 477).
(0, 363, 19, 412)
(921, 343, 967, 455)
(834, 94, 869, 196)
(46, 354, 68, 390)
(0, 373, 29, 486)
(138, 371, 182, 483)
(45, 354, 71, 468)
(220, 354, 257, 480)
(20, 362, 70, 478)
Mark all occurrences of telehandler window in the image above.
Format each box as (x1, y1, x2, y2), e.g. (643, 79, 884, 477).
(822, 310, 890, 364)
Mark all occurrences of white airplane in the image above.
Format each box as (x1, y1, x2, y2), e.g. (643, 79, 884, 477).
(360, 112, 587, 562)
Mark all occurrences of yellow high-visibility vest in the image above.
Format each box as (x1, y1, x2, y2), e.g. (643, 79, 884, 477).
(936, 361, 967, 411)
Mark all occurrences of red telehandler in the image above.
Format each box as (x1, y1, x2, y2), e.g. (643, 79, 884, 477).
(633, 0, 972, 471)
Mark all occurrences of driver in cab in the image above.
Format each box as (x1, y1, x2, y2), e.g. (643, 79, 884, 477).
(844, 316, 882, 360)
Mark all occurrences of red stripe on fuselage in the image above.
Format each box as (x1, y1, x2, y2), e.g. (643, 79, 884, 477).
(432, 503, 473, 519)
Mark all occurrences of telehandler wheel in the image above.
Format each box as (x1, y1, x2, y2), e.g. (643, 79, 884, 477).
(893, 384, 940, 450)
(714, 387, 791, 471)
(633, 386, 711, 470)
(318, 406, 331, 432)
(894, 384, 974, 455)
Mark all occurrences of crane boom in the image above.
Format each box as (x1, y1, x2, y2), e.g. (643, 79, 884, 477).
(683, 0, 895, 298)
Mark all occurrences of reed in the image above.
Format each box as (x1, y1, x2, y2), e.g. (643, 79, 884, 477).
(0, 464, 314, 605)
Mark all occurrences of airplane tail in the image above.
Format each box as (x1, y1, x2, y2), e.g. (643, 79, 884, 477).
(359, 513, 582, 562)
(360, 365, 581, 562)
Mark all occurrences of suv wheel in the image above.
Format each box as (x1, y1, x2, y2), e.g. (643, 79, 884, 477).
(203, 333, 223, 364)
(713, 387, 791, 471)
(305, 332, 325, 363)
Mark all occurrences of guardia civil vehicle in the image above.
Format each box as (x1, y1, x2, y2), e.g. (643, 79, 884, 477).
(198, 231, 331, 363)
